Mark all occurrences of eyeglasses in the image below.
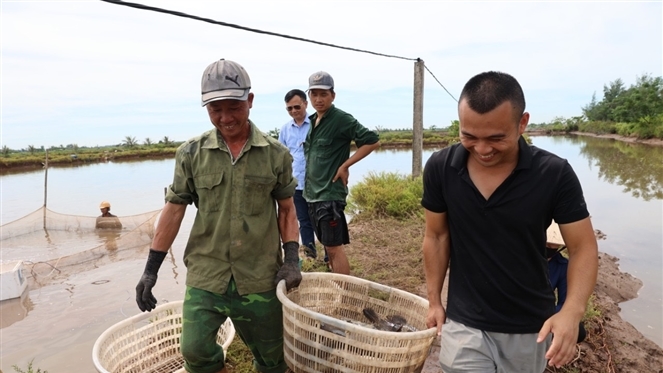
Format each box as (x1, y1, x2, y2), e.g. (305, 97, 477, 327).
(286, 105, 302, 112)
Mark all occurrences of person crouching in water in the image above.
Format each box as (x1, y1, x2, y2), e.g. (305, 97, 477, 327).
(547, 221, 587, 343)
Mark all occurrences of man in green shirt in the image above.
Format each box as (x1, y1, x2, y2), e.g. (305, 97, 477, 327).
(304, 71, 380, 275)
(135, 59, 300, 373)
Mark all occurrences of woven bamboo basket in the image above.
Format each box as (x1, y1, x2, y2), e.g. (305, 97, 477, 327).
(92, 300, 235, 373)
(276, 273, 437, 373)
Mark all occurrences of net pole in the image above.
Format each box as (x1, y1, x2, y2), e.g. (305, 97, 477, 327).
(43, 149, 49, 228)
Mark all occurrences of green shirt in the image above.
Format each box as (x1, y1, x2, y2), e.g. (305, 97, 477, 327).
(303, 105, 379, 202)
(166, 121, 296, 295)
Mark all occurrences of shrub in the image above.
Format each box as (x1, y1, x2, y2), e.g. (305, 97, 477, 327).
(578, 121, 617, 134)
(615, 122, 635, 137)
(550, 123, 566, 132)
(632, 115, 663, 139)
(565, 123, 579, 132)
(655, 116, 663, 138)
(348, 172, 423, 220)
(447, 120, 460, 137)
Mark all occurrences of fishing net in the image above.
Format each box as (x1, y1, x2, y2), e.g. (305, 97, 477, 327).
(0, 207, 161, 288)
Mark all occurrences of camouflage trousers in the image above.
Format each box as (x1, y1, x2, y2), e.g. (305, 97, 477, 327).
(181, 279, 287, 373)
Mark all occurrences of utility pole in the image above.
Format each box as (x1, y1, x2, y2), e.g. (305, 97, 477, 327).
(412, 58, 424, 178)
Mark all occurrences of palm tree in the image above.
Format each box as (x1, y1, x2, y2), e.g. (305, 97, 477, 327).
(162, 136, 171, 146)
(27, 145, 36, 154)
(2, 145, 10, 157)
(122, 136, 138, 148)
(144, 137, 152, 146)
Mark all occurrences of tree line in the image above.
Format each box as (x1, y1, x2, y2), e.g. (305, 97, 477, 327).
(3, 73, 661, 159)
(530, 74, 663, 139)
(1, 136, 180, 158)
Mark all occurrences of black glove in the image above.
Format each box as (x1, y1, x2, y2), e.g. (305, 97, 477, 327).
(274, 241, 302, 290)
(135, 249, 167, 312)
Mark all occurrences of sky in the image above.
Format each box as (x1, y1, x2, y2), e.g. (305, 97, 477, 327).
(1, 0, 662, 149)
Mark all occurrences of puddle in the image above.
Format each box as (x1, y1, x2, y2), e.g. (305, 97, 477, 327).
(0, 291, 33, 329)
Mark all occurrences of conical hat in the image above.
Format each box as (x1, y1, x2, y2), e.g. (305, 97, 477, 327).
(546, 222, 565, 246)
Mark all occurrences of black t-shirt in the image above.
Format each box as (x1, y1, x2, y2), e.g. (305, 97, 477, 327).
(421, 137, 589, 333)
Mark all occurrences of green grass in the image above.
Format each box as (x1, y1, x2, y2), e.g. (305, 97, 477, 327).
(347, 171, 424, 221)
(583, 294, 601, 321)
(376, 129, 455, 146)
(225, 339, 255, 373)
(300, 257, 331, 273)
(12, 360, 47, 373)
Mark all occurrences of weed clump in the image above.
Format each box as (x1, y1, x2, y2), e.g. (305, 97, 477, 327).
(348, 171, 423, 221)
(12, 360, 47, 373)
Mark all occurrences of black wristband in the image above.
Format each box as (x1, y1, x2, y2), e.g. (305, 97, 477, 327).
(282, 241, 300, 264)
(144, 249, 167, 276)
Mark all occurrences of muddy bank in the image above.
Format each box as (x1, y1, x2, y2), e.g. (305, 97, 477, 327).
(0, 153, 176, 175)
(576, 252, 663, 373)
(346, 218, 663, 373)
(424, 253, 663, 373)
(527, 129, 663, 147)
(569, 131, 663, 147)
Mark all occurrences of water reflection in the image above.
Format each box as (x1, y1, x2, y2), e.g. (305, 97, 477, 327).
(532, 135, 662, 347)
(95, 229, 122, 261)
(572, 136, 663, 201)
(0, 291, 34, 329)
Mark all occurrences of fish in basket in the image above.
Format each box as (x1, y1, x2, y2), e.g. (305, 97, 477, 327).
(276, 272, 437, 373)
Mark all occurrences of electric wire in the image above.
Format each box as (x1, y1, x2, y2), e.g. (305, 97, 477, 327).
(99, 0, 416, 61)
(425, 64, 458, 103)
(99, 0, 459, 102)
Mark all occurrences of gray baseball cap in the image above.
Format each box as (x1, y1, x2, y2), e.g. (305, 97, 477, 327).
(308, 71, 334, 90)
(201, 59, 251, 106)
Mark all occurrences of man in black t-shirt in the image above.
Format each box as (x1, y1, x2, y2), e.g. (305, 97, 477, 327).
(421, 71, 598, 372)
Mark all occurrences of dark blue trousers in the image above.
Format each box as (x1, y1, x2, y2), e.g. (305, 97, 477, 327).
(294, 189, 317, 258)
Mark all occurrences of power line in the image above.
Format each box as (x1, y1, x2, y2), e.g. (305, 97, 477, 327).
(99, 0, 416, 61)
(99, 0, 459, 103)
(424, 64, 458, 103)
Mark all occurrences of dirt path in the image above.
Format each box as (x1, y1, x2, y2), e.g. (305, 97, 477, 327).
(569, 131, 663, 147)
(527, 130, 663, 147)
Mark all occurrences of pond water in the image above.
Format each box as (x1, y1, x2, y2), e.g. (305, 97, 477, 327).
(530, 136, 662, 349)
(0, 135, 661, 372)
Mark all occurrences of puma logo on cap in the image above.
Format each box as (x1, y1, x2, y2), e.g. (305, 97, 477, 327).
(225, 75, 240, 86)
